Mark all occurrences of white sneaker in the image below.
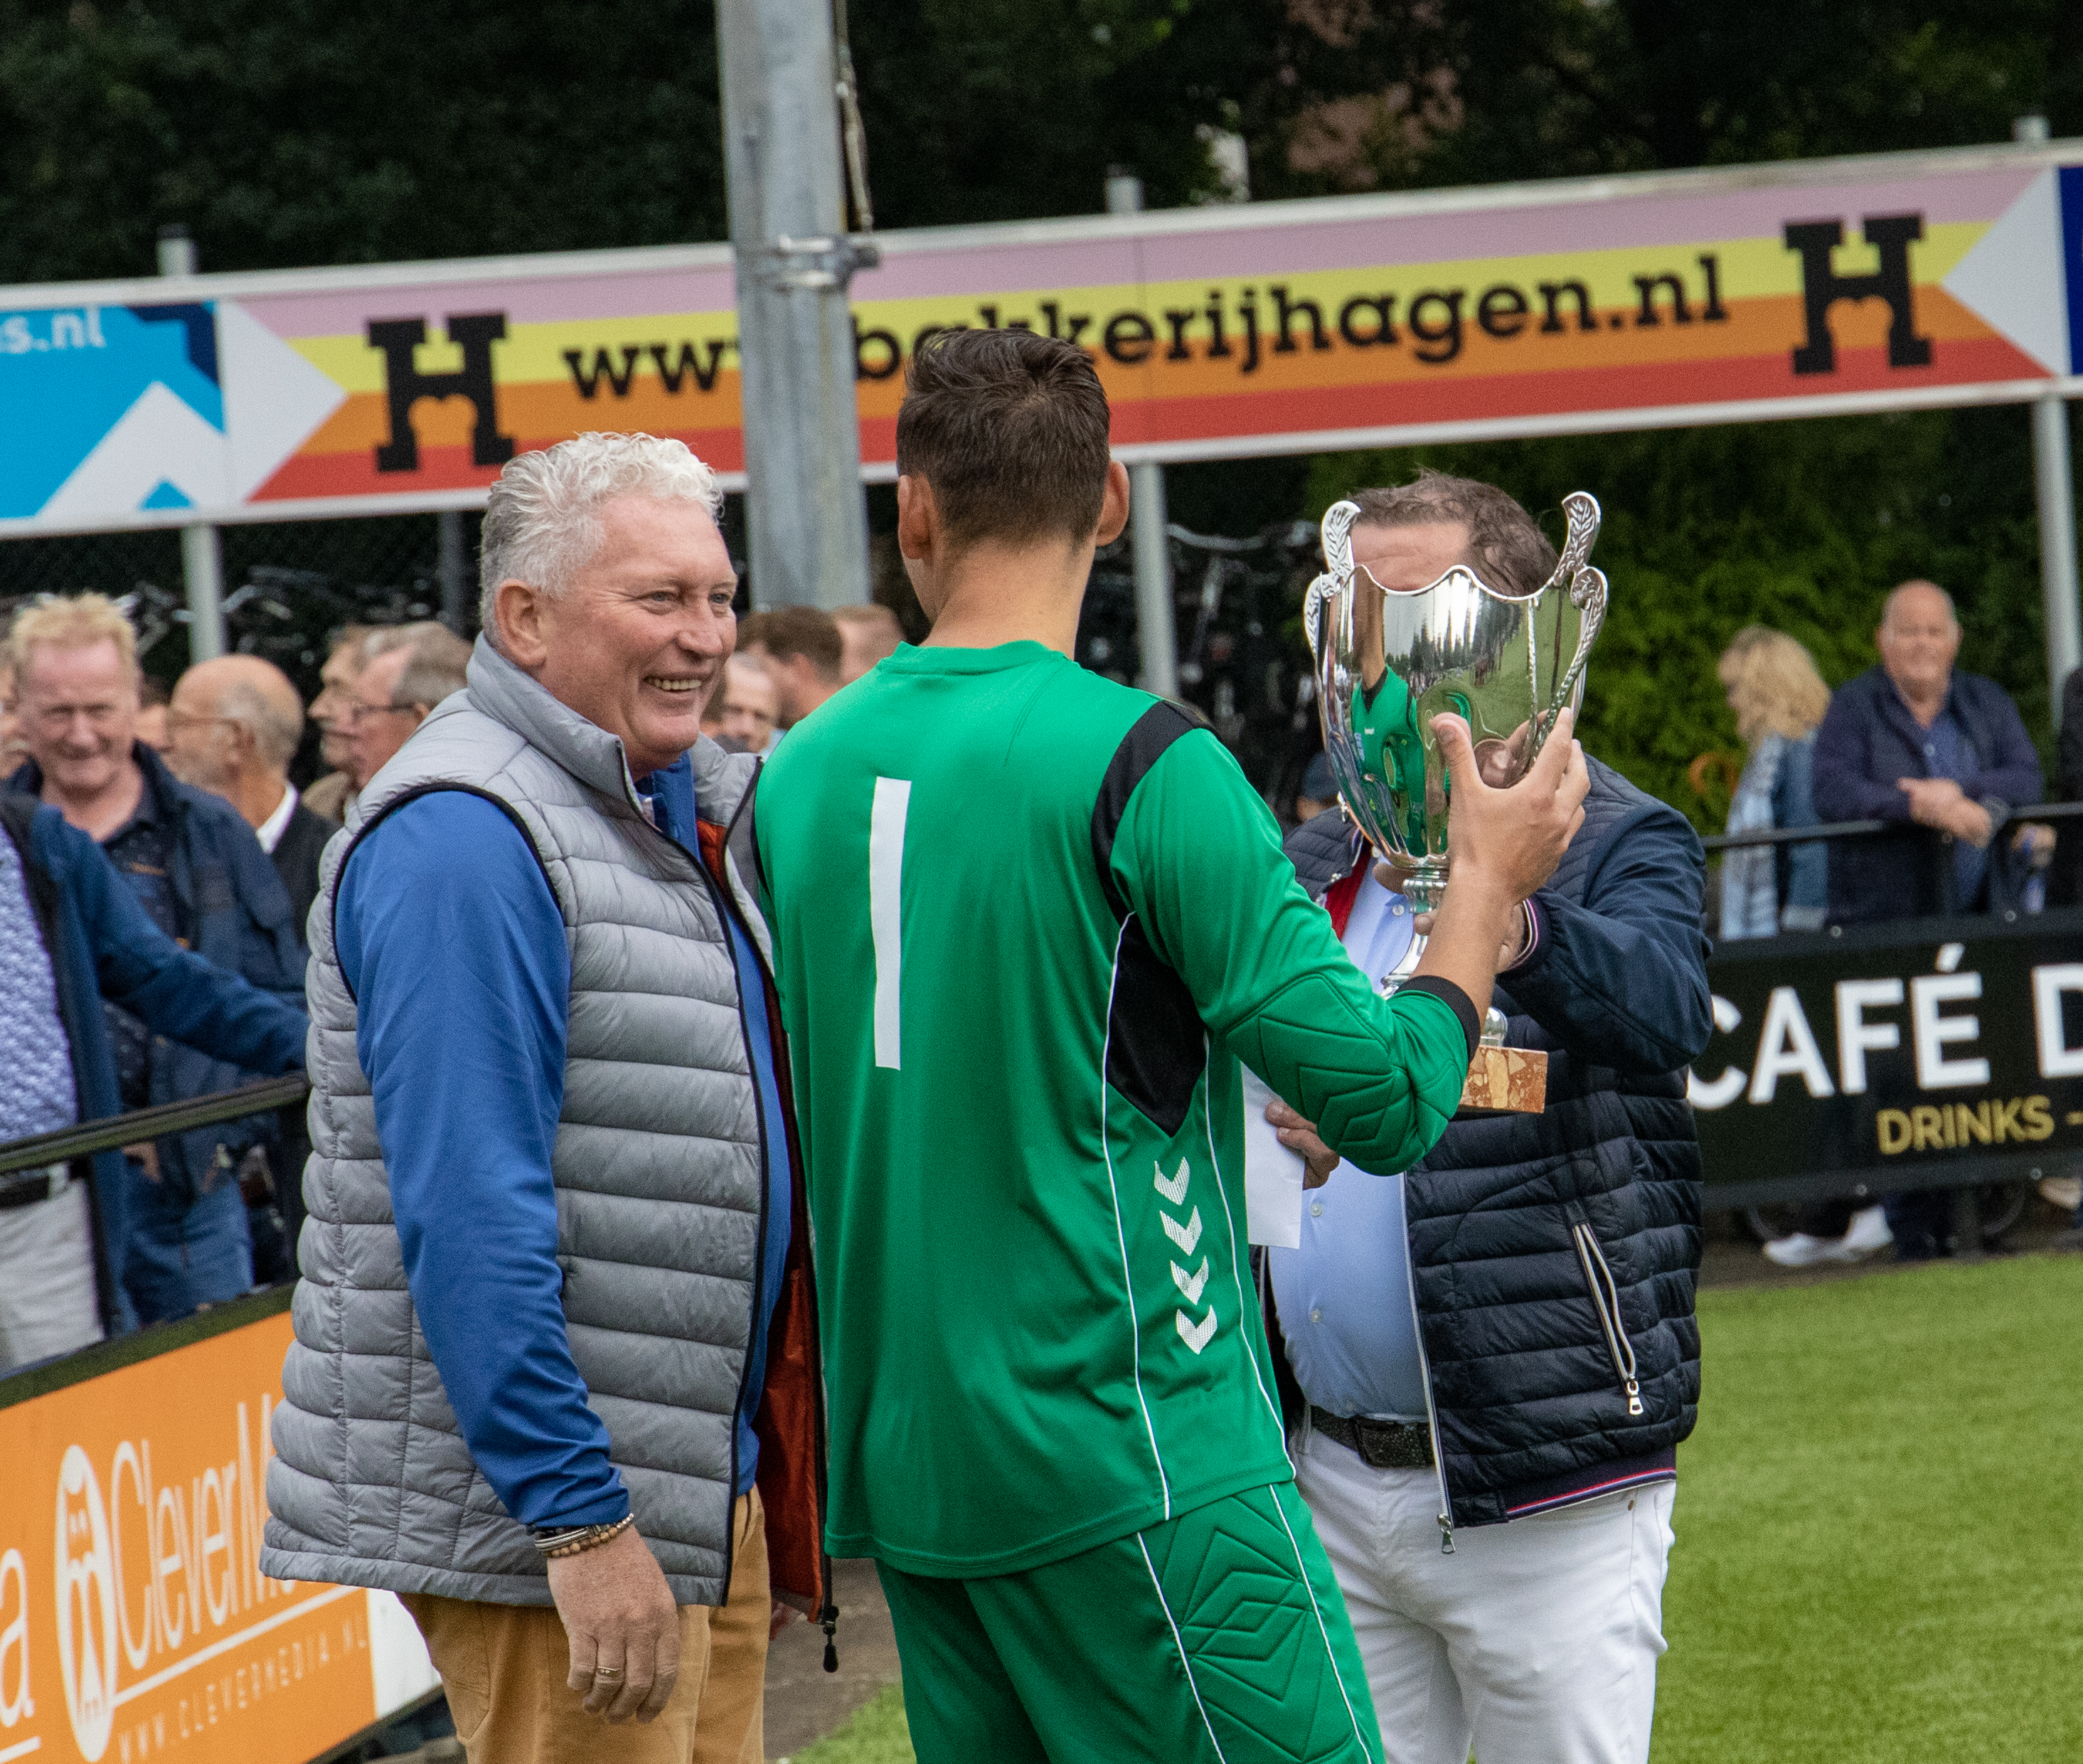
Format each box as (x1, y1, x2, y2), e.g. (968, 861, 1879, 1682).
(1764, 1232, 1839, 1268)
(2039, 1175, 2082, 1213)
(1840, 1205, 1894, 1258)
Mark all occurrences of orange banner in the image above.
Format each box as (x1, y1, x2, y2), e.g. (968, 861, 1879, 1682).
(0, 1303, 437, 1764)
(0, 140, 2077, 534)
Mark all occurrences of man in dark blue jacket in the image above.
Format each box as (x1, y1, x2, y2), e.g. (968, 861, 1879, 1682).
(1811, 579, 2042, 922)
(1259, 473, 1712, 1764)
(1808, 580, 2044, 1260)
(8, 597, 305, 1323)
(0, 790, 307, 1372)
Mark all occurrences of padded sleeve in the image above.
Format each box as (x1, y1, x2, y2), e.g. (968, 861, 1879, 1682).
(338, 792, 628, 1531)
(1109, 728, 1470, 1174)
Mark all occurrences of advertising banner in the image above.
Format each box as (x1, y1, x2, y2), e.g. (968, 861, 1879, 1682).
(0, 139, 2077, 536)
(0, 1300, 439, 1764)
(1691, 908, 2083, 1206)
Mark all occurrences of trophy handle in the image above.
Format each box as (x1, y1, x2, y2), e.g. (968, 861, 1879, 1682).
(1530, 565, 1607, 758)
(1528, 492, 1607, 761)
(1302, 570, 1333, 665)
(1303, 499, 1363, 664)
(1544, 492, 1602, 593)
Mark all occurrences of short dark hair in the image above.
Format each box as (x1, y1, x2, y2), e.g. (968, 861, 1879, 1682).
(896, 329, 1112, 550)
(1348, 469, 1558, 597)
(740, 607, 843, 681)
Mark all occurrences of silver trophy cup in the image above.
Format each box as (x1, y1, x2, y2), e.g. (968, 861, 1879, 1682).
(1302, 492, 1609, 999)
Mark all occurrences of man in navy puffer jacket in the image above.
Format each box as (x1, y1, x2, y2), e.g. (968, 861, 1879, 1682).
(1259, 472, 1712, 1764)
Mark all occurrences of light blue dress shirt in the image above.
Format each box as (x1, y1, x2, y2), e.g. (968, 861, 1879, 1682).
(1267, 869, 1431, 1423)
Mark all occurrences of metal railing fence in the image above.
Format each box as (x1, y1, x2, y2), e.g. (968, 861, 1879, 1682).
(1702, 798, 2083, 854)
(0, 1075, 310, 1179)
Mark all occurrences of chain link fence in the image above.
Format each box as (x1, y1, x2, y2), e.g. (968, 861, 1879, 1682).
(0, 514, 476, 699)
(1082, 520, 1324, 818)
(3, 503, 1325, 808)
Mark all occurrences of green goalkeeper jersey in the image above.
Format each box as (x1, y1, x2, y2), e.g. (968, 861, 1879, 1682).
(752, 641, 1472, 1576)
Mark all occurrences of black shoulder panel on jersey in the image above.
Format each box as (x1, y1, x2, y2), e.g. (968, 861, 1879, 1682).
(1090, 701, 1198, 920)
(1106, 915, 1208, 1137)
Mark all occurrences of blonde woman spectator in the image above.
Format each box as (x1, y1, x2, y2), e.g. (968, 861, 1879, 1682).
(1720, 628, 1890, 1267)
(1717, 627, 1831, 941)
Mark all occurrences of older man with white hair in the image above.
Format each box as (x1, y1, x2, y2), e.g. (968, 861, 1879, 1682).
(346, 621, 473, 791)
(166, 654, 336, 933)
(260, 433, 826, 1764)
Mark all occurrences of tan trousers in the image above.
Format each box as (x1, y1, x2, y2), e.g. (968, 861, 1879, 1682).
(402, 1489, 771, 1764)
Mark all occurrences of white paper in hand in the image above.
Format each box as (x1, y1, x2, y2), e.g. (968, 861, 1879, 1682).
(1241, 1068, 1306, 1248)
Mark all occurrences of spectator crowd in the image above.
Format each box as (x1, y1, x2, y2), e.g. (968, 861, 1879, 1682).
(1709, 579, 2080, 1265)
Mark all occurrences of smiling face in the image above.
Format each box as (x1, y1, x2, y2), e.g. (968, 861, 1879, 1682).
(494, 494, 738, 778)
(1877, 581, 1960, 703)
(16, 638, 140, 801)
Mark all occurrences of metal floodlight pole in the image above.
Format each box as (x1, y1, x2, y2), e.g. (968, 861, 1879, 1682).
(159, 225, 225, 662)
(437, 509, 470, 634)
(2033, 393, 2081, 708)
(2014, 117, 2082, 712)
(1105, 170, 1180, 699)
(718, 0, 874, 610)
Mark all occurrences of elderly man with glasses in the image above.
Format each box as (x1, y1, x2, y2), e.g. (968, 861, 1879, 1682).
(166, 654, 336, 934)
(343, 622, 472, 794)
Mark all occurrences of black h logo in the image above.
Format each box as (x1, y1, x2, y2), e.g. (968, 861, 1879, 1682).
(1781, 215, 1932, 376)
(366, 313, 516, 473)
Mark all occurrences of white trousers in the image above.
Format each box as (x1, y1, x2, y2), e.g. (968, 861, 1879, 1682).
(0, 1182, 103, 1374)
(1294, 1427, 1674, 1764)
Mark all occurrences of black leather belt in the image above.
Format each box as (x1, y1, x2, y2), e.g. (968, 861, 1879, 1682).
(1310, 1405, 1434, 1470)
(0, 1164, 70, 1212)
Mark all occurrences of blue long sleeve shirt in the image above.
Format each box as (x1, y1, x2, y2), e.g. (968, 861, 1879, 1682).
(634, 755, 792, 1502)
(336, 768, 790, 1531)
(1268, 871, 1431, 1422)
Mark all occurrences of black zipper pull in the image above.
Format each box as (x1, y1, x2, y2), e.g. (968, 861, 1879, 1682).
(821, 1599, 839, 1673)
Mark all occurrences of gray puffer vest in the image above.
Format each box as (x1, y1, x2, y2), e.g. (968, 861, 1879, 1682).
(261, 638, 769, 1607)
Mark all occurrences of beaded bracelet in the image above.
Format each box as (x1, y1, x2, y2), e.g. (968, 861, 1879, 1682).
(533, 1514, 635, 1559)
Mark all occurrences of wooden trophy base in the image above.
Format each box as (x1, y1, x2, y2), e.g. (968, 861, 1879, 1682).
(1457, 1044, 1548, 1117)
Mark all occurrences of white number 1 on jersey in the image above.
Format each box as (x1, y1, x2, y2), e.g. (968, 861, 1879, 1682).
(870, 777, 912, 1069)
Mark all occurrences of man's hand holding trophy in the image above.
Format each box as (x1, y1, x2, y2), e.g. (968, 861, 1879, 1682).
(1301, 491, 1610, 1114)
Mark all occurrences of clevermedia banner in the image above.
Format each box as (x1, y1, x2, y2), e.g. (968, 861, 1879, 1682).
(1, 139, 2078, 535)
(0, 1299, 438, 1764)
(1691, 908, 2083, 1206)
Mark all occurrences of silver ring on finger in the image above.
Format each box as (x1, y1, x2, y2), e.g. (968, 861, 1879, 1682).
(592, 1667, 625, 1683)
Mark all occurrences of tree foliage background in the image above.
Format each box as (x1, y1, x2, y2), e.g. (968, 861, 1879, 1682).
(1, 0, 2080, 816)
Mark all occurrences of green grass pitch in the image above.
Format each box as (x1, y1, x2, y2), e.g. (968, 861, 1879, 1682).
(787, 1255, 2083, 1761)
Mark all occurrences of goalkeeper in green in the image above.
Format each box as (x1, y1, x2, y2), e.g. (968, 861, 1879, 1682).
(750, 328, 1587, 1762)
